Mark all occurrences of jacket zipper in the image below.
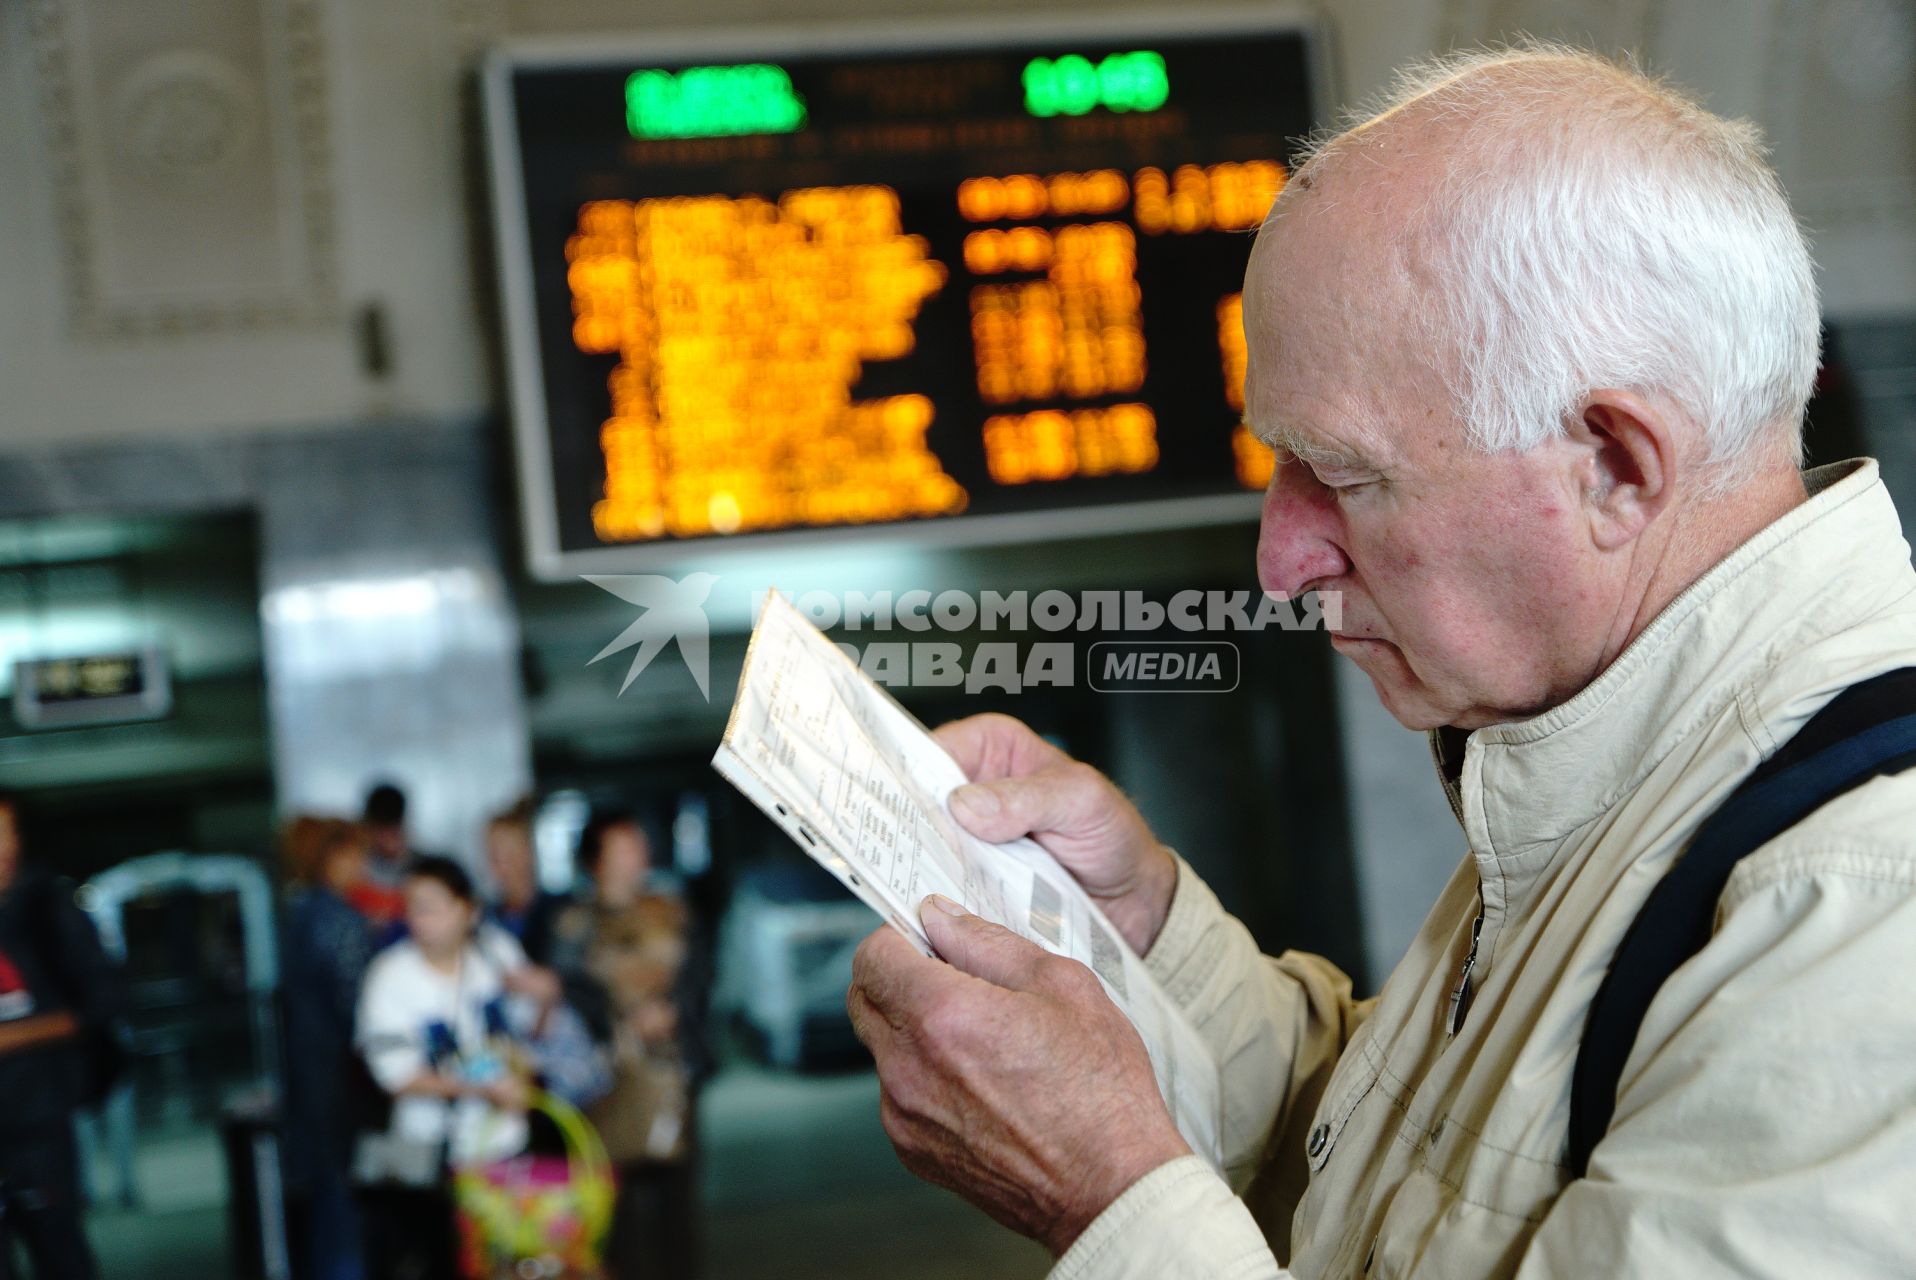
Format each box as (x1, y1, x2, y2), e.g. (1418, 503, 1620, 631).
(1446, 910, 1483, 1036)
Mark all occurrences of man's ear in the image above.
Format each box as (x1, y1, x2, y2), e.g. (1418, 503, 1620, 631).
(1570, 391, 1676, 551)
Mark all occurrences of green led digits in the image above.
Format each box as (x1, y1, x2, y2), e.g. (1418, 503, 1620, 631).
(625, 64, 807, 139)
(1022, 50, 1168, 118)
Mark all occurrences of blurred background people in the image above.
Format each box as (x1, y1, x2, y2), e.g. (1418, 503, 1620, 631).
(0, 794, 122, 1280)
(482, 802, 565, 965)
(278, 817, 375, 1280)
(548, 813, 702, 1280)
(352, 856, 556, 1280)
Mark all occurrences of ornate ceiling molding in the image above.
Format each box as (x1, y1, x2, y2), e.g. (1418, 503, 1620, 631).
(28, 0, 340, 340)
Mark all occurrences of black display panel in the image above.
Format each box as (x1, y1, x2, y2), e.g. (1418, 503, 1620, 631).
(484, 13, 1321, 576)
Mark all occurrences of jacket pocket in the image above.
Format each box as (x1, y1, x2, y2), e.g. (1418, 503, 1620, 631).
(1285, 1042, 1390, 1278)
(1304, 1040, 1383, 1176)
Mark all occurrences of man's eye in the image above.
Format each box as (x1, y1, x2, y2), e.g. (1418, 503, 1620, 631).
(1307, 466, 1356, 488)
(1322, 476, 1377, 498)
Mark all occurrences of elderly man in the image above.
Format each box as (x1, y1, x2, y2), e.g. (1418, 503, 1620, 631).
(847, 45, 1916, 1277)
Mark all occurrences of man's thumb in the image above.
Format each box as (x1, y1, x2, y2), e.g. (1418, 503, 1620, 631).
(949, 774, 1072, 844)
(919, 894, 1046, 989)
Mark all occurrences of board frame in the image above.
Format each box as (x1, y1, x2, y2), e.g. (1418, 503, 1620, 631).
(482, 5, 1333, 580)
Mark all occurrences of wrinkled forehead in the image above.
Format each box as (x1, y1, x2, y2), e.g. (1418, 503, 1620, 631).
(1243, 172, 1458, 454)
(1247, 158, 1435, 325)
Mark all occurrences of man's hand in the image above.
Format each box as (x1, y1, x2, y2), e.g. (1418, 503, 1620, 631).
(848, 895, 1190, 1257)
(934, 713, 1178, 954)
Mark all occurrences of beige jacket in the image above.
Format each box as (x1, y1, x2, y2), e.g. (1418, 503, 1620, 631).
(1052, 460, 1916, 1279)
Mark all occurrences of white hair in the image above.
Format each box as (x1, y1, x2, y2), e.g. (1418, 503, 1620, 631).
(1282, 44, 1820, 488)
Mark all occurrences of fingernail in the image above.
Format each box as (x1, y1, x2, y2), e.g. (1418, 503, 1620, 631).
(924, 894, 966, 917)
(951, 785, 999, 817)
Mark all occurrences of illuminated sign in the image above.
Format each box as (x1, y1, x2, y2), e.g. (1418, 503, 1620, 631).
(1021, 51, 1169, 118)
(486, 15, 1321, 577)
(624, 64, 808, 140)
(13, 648, 172, 729)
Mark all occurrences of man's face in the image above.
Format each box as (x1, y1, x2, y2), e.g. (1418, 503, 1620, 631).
(368, 822, 407, 862)
(325, 838, 369, 895)
(596, 824, 651, 898)
(1243, 190, 1609, 731)
(486, 825, 536, 905)
(0, 805, 17, 894)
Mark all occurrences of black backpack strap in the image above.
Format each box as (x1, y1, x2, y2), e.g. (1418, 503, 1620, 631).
(1567, 666, 1916, 1177)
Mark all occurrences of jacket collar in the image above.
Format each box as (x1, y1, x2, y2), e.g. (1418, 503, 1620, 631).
(1430, 459, 1911, 887)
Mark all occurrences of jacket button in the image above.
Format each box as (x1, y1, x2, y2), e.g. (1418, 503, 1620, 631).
(1307, 1123, 1330, 1159)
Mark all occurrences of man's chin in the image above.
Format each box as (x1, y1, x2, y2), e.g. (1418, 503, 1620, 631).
(1330, 636, 1448, 731)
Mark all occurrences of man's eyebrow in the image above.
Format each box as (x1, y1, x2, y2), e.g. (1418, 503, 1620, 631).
(1245, 417, 1382, 473)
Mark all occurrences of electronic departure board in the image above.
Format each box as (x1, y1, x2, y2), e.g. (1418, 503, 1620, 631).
(484, 10, 1324, 577)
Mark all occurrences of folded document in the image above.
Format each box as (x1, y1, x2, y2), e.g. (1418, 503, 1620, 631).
(712, 592, 1224, 1167)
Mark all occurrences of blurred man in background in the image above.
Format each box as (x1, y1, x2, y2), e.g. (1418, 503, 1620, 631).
(354, 782, 425, 931)
(482, 802, 565, 965)
(0, 794, 122, 1280)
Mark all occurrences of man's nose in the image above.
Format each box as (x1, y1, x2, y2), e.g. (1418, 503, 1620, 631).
(1257, 464, 1350, 600)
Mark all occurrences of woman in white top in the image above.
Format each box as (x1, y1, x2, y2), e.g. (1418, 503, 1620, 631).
(353, 856, 561, 1279)
(354, 854, 563, 1280)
